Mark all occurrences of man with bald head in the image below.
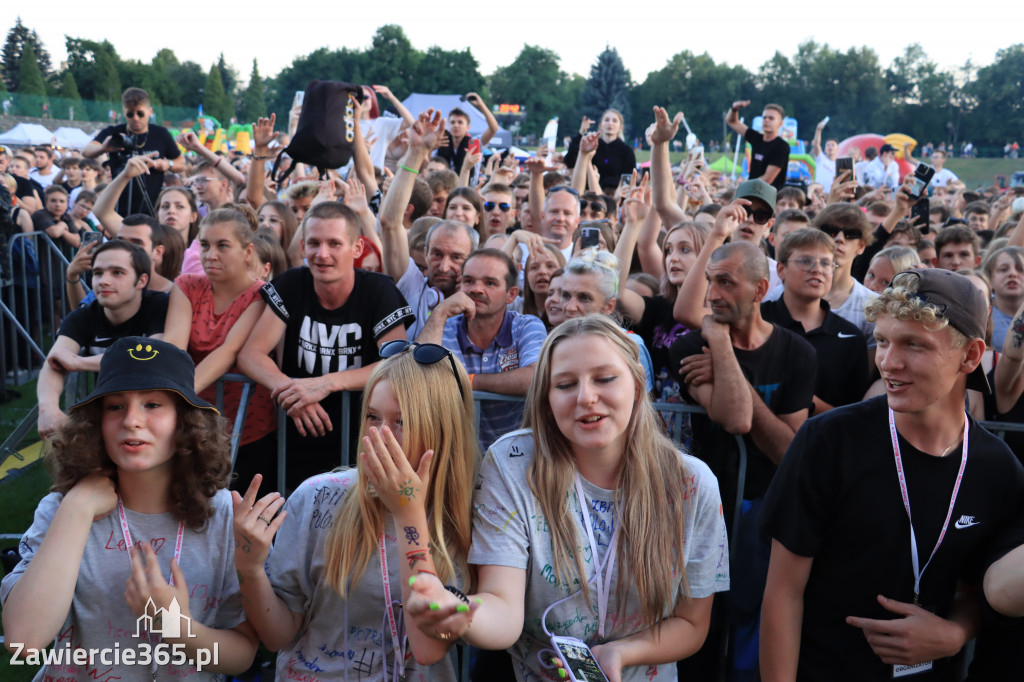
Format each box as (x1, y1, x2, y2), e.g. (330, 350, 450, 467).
(670, 239, 817, 680)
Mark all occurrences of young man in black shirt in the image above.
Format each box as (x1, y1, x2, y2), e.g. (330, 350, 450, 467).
(761, 269, 1024, 681)
(728, 100, 790, 190)
(762, 228, 870, 414)
(239, 201, 413, 491)
(83, 87, 184, 216)
(36, 240, 168, 436)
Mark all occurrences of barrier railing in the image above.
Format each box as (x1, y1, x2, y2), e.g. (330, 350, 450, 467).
(2, 231, 75, 386)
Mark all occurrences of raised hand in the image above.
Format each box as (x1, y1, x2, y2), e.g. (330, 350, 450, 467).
(342, 176, 370, 214)
(579, 132, 600, 155)
(231, 474, 287, 576)
(121, 155, 154, 180)
(579, 116, 594, 135)
(524, 156, 556, 176)
(731, 100, 750, 111)
(713, 199, 748, 241)
(408, 109, 446, 153)
(623, 175, 651, 223)
(651, 106, 684, 145)
(176, 130, 203, 152)
(123, 543, 191, 621)
(252, 114, 277, 149)
(360, 425, 433, 517)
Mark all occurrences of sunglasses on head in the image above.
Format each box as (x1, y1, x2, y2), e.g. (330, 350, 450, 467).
(483, 201, 511, 212)
(379, 340, 464, 399)
(580, 200, 606, 213)
(819, 224, 863, 241)
(549, 186, 580, 197)
(743, 205, 774, 225)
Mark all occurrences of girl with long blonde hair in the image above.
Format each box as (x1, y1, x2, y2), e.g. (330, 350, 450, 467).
(407, 315, 729, 681)
(232, 341, 478, 681)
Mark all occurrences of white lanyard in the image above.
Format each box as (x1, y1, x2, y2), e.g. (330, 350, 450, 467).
(117, 497, 185, 583)
(378, 532, 406, 682)
(888, 408, 969, 603)
(574, 475, 620, 639)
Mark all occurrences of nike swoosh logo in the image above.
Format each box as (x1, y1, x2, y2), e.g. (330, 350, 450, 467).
(954, 520, 980, 529)
(837, 332, 858, 338)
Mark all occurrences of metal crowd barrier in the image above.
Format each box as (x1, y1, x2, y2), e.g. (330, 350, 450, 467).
(1, 232, 76, 386)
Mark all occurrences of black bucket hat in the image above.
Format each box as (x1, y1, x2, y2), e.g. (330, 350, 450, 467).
(71, 337, 218, 412)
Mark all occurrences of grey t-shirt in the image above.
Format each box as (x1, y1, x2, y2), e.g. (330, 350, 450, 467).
(267, 469, 458, 682)
(0, 489, 245, 682)
(469, 429, 730, 682)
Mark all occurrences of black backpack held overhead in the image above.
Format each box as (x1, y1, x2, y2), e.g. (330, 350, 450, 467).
(271, 80, 365, 184)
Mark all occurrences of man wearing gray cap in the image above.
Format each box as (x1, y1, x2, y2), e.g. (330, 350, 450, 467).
(761, 269, 1024, 681)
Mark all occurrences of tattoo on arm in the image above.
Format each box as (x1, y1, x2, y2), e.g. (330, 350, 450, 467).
(396, 479, 417, 507)
(403, 526, 420, 545)
(406, 549, 429, 569)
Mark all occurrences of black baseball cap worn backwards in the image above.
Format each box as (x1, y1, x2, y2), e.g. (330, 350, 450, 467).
(900, 268, 991, 394)
(71, 336, 218, 412)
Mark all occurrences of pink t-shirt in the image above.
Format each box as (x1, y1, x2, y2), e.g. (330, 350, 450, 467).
(176, 273, 275, 445)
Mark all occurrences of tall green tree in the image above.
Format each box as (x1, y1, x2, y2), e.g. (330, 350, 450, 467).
(2, 17, 53, 91)
(169, 61, 206, 111)
(14, 41, 46, 115)
(415, 46, 486, 96)
(489, 45, 575, 137)
(217, 53, 239, 101)
(94, 48, 122, 105)
(60, 70, 81, 102)
(362, 25, 421, 95)
(966, 46, 1024, 147)
(632, 51, 754, 145)
(204, 63, 233, 122)
(581, 47, 632, 132)
(240, 59, 266, 123)
(880, 44, 958, 146)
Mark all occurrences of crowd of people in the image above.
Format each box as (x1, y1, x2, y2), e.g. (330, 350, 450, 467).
(2, 85, 1024, 682)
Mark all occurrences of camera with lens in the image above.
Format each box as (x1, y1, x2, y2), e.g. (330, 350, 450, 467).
(109, 131, 143, 161)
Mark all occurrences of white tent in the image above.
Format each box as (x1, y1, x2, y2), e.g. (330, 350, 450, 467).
(52, 127, 94, 149)
(0, 122, 53, 146)
(400, 93, 512, 147)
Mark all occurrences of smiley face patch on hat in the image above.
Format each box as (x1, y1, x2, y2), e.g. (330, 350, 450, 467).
(127, 343, 159, 361)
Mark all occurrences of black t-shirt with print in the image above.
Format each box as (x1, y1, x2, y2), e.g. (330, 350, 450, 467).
(762, 396, 1024, 681)
(744, 128, 790, 190)
(93, 123, 181, 216)
(260, 267, 413, 484)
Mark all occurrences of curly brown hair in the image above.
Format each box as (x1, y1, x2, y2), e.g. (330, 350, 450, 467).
(47, 395, 231, 531)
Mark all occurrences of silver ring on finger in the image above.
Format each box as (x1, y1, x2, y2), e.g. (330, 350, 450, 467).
(258, 515, 271, 526)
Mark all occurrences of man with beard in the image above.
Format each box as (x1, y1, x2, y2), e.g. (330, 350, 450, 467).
(380, 110, 480, 340)
(418, 248, 545, 449)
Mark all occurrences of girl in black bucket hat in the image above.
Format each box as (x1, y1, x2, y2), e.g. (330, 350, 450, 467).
(1, 337, 259, 680)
